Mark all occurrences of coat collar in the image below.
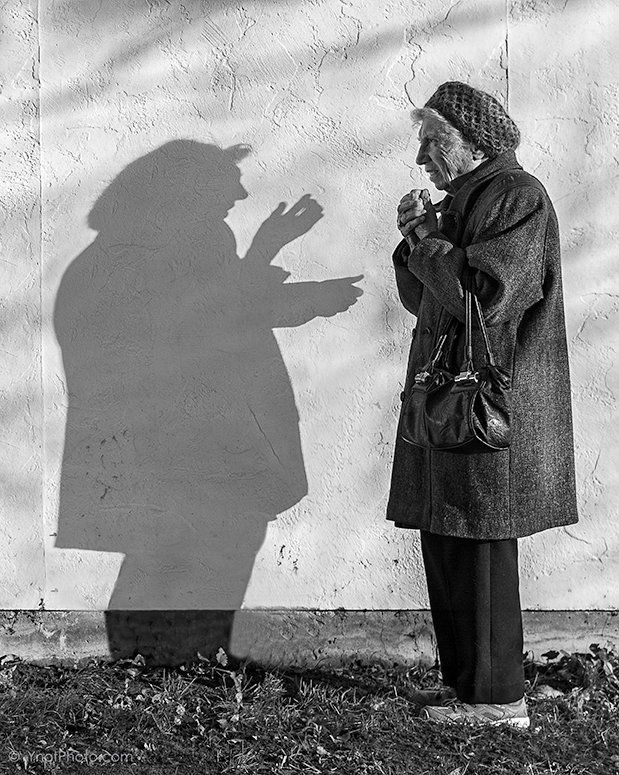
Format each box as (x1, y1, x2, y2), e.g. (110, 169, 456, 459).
(437, 150, 522, 214)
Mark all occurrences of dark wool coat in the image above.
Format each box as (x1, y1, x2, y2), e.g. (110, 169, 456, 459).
(386, 150, 579, 539)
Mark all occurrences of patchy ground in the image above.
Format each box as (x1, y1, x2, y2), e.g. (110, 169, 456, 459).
(0, 644, 617, 774)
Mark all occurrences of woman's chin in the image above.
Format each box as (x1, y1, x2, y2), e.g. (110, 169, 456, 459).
(428, 173, 448, 190)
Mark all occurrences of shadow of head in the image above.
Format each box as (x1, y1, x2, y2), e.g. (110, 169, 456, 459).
(88, 140, 251, 233)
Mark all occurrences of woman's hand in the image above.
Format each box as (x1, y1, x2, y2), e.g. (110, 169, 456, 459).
(397, 189, 438, 243)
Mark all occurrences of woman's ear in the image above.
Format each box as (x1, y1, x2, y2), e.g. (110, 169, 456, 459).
(471, 147, 486, 160)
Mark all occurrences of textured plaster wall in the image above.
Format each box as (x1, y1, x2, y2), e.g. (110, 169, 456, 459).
(0, 0, 616, 612)
(0, 2, 45, 608)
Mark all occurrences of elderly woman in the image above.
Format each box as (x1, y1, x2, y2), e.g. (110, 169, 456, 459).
(387, 82, 579, 727)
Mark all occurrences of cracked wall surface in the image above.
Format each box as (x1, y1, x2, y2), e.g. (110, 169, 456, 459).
(0, 0, 617, 611)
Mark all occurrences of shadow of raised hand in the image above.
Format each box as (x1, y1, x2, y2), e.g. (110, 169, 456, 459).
(245, 194, 325, 263)
(240, 193, 363, 328)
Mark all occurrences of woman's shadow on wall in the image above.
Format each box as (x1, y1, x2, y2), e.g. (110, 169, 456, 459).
(53, 140, 363, 663)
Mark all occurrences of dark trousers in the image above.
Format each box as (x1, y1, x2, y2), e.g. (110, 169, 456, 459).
(419, 529, 525, 704)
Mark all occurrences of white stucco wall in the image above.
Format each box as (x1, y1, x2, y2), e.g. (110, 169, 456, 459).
(0, 2, 45, 607)
(1, 0, 617, 611)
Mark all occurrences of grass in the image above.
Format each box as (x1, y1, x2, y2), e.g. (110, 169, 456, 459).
(0, 644, 618, 774)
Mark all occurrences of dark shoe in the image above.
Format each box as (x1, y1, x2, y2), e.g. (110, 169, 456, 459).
(420, 696, 530, 728)
(408, 686, 458, 706)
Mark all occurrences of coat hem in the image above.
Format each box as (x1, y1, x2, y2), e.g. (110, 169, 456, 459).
(385, 514, 579, 540)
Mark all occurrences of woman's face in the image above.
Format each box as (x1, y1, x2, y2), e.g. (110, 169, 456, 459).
(415, 117, 476, 190)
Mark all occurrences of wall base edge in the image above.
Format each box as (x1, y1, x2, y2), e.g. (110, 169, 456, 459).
(0, 609, 617, 668)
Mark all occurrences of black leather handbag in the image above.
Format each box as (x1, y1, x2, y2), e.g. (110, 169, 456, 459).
(399, 268, 512, 453)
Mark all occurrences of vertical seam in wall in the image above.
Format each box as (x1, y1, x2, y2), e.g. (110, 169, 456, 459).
(505, 0, 510, 109)
(36, 0, 46, 610)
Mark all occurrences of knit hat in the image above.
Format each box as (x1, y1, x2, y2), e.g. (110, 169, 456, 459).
(424, 81, 520, 158)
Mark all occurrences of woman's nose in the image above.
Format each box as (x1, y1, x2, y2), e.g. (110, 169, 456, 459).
(415, 145, 429, 166)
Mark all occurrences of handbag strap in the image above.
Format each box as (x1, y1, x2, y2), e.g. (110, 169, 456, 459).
(413, 314, 459, 384)
(471, 291, 496, 367)
(456, 267, 496, 381)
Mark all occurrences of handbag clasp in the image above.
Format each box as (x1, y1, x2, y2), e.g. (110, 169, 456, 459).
(414, 370, 433, 384)
(454, 370, 479, 384)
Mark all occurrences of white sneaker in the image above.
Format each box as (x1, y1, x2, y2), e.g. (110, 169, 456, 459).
(420, 696, 530, 728)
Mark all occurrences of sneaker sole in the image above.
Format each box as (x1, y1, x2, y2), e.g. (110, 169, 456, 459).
(496, 716, 530, 729)
(421, 711, 530, 729)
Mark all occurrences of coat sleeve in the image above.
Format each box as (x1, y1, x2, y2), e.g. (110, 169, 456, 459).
(392, 238, 424, 316)
(405, 185, 547, 325)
